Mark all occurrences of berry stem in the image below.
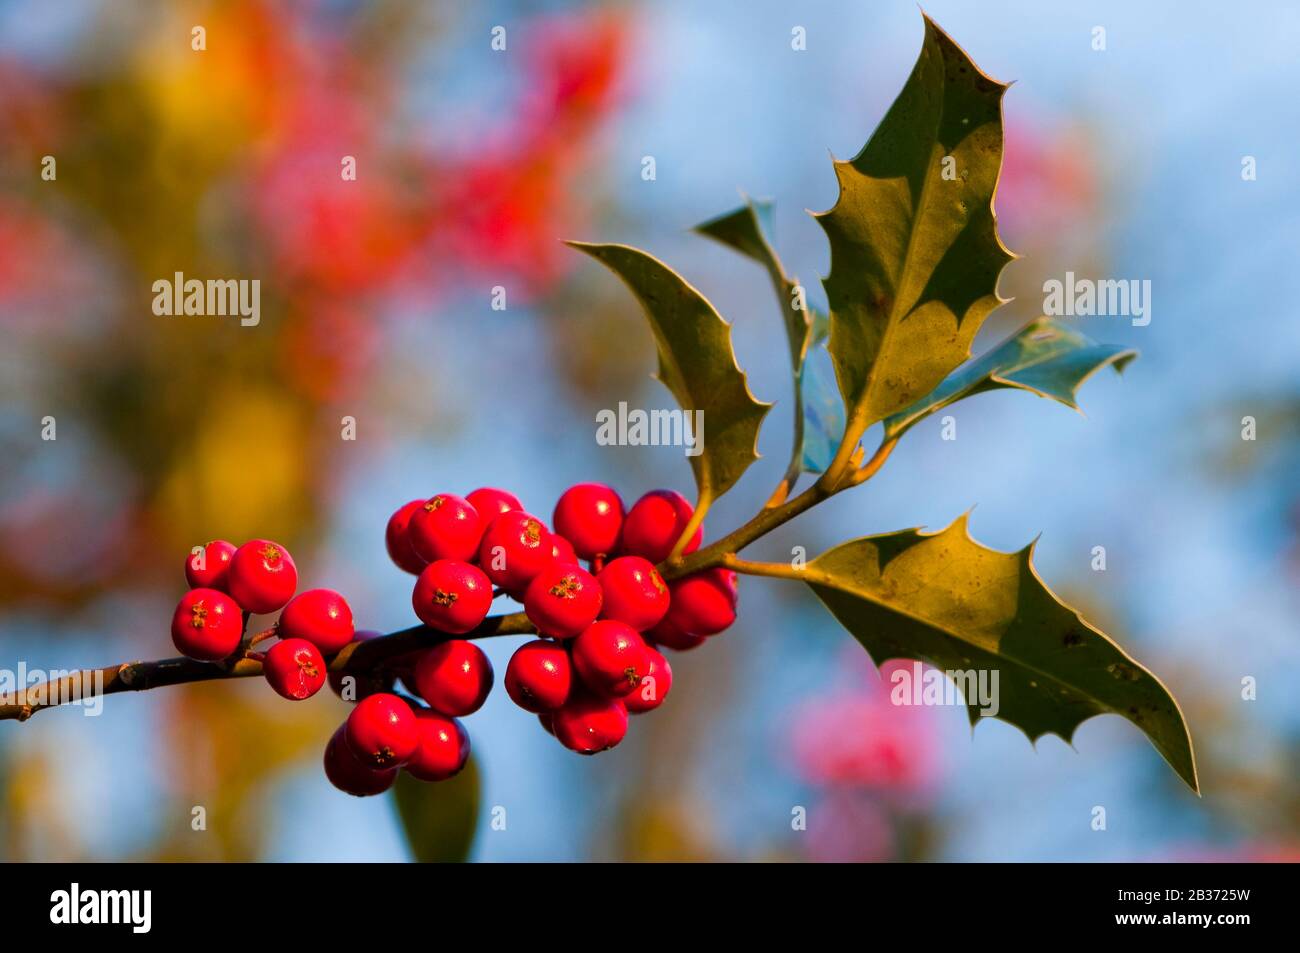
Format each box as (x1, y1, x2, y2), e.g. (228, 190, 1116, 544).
(722, 555, 813, 582)
(3, 432, 897, 724)
(661, 436, 894, 581)
(0, 612, 536, 723)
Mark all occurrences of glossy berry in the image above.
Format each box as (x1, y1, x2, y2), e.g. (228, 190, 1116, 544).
(405, 709, 470, 782)
(228, 539, 298, 614)
(666, 568, 738, 636)
(345, 693, 419, 768)
(466, 487, 523, 520)
(504, 639, 573, 712)
(171, 587, 243, 661)
(524, 563, 602, 639)
(550, 535, 579, 566)
(385, 500, 429, 575)
(278, 588, 354, 654)
(597, 556, 669, 631)
(644, 616, 707, 652)
(414, 640, 494, 716)
(477, 511, 553, 593)
(324, 725, 397, 796)
(185, 539, 236, 591)
(412, 560, 493, 634)
(552, 691, 628, 754)
(624, 646, 672, 714)
(328, 630, 393, 700)
(552, 483, 624, 559)
(620, 490, 701, 563)
(572, 620, 649, 698)
(264, 638, 327, 700)
(408, 494, 483, 563)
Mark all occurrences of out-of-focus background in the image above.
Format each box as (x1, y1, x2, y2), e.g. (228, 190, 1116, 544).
(1, 0, 1296, 862)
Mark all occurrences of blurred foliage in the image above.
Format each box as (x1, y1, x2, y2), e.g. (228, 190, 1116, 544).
(0, 0, 628, 861)
(392, 757, 480, 862)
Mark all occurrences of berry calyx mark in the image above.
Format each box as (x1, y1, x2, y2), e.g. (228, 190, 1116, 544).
(524, 519, 541, 543)
(623, 666, 640, 687)
(434, 588, 458, 607)
(374, 746, 394, 766)
(425, 496, 446, 512)
(260, 544, 281, 563)
(549, 574, 580, 599)
(190, 601, 208, 628)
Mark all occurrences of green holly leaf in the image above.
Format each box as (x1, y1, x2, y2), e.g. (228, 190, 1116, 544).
(816, 15, 1016, 438)
(567, 241, 771, 507)
(694, 200, 845, 475)
(804, 515, 1198, 793)
(392, 757, 481, 862)
(883, 316, 1138, 441)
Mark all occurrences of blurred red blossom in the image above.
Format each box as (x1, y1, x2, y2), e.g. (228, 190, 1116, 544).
(790, 655, 942, 797)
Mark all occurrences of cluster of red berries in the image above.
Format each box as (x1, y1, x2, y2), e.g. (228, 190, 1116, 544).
(168, 538, 465, 796)
(165, 482, 738, 800)
(382, 484, 738, 760)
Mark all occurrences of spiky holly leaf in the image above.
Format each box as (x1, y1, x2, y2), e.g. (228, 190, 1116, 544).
(883, 316, 1138, 440)
(393, 756, 480, 862)
(694, 199, 844, 473)
(804, 516, 1198, 792)
(568, 241, 771, 506)
(816, 15, 1015, 437)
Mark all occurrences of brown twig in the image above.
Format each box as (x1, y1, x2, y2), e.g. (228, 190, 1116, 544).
(0, 611, 536, 723)
(1, 425, 898, 723)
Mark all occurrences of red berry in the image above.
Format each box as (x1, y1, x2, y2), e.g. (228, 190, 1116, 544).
(408, 494, 483, 563)
(644, 616, 707, 652)
(185, 539, 236, 590)
(278, 588, 354, 654)
(624, 646, 672, 714)
(385, 500, 429, 575)
(324, 725, 397, 796)
(552, 691, 628, 754)
(571, 620, 649, 698)
(405, 709, 470, 782)
(550, 535, 579, 565)
(597, 556, 669, 630)
(504, 639, 573, 712)
(552, 483, 624, 559)
(264, 638, 327, 700)
(412, 560, 493, 634)
(477, 511, 553, 592)
(328, 630, 393, 700)
(170, 588, 243, 661)
(666, 568, 737, 635)
(620, 490, 701, 563)
(345, 693, 419, 768)
(227, 539, 298, 614)
(538, 713, 555, 735)
(466, 487, 523, 520)
(414, 640, 494, 716)
(524, 563, 602, 639)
